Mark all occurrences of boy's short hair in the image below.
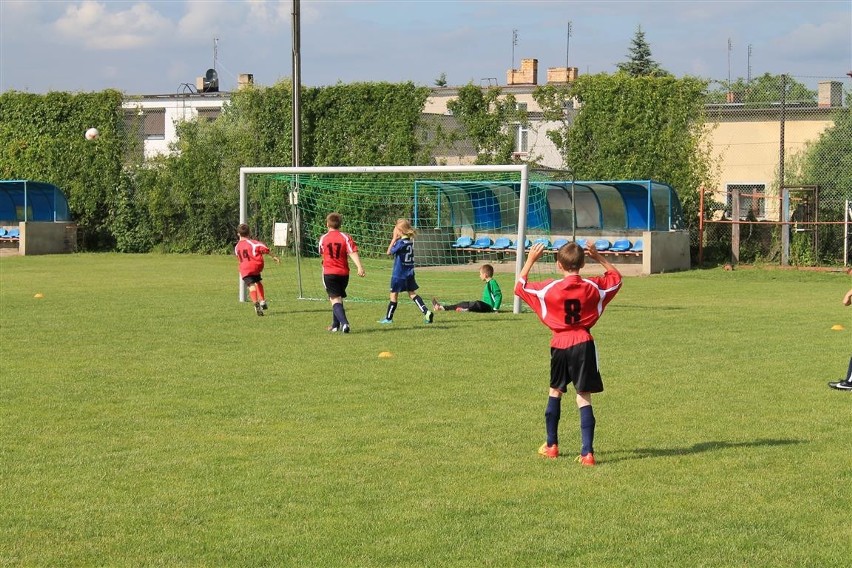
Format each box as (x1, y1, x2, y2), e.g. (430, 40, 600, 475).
(327, 212, 342, 229)
(480, 264, 494, 278)
(557, 242, 585, 271)
(237, 223, 251, 237)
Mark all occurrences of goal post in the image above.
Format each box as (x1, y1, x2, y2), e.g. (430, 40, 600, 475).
(238, 165, 532, 313)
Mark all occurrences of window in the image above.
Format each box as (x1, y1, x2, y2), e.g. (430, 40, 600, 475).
(726, 183, 766, 220)
(143, 109, 166, 140)
(514, 102, 528, 154)
(197, 107, 221, 122)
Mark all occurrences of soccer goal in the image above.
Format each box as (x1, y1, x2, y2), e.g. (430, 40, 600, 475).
(238, 165, 559, 314)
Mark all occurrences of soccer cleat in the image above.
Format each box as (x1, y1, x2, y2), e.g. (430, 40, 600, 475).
(577, 453, 596, 466)
(327, 326, 339, 333)
(254, 302, 264, 316)
(342, 324, 351, 334)
(828, 379, 852, 390)
(260, 301, 269, 310)
(377, 318, 394, 324)
(424, 310, 434, 324)
(538, 443, 559, 459)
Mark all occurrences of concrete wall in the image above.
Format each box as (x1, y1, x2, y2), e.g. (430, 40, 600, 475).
(644, 230, 690, 274)
(19, 222, 77, 255)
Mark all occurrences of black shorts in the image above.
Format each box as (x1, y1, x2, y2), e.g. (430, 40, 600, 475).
(242, 274, 262, 286)
(324, 274, 349, 298)
(550, 340, 603, 394)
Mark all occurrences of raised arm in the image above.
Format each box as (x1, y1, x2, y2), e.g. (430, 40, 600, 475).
(519, 242, 547, 281)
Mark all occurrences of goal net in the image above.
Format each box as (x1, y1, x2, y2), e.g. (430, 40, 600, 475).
(239, 165, 575, 313)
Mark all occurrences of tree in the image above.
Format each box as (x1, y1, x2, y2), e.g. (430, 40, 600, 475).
(536, 73, 715, 230)
(789, 106, 852, 195)
(445, 84, 527, 164)
(616, 26, 669, 77)
(705, 73, 816, 105)
(434, 73, 448, 87)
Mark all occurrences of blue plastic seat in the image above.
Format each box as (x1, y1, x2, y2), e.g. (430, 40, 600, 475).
(575, 238, 587, 248)
(610, 239, 631, 252)
(0, 228, 7, 237)
(551, 238, 569, 250)
(469, 236, 493, 249)
(489, 237, 511, 250)
(631, 239, 644, 253)
(451, 236, 474, 248)
(530, 237, 551, 249)
(6, 228, 20, 238)
(594, 239, 611, 251)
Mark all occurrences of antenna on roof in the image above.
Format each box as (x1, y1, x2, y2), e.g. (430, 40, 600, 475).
(213, 37, 219, 72)
(512, 29, 518, 70)
(566, 21, 572, 70)
(727, 38, 732, 88)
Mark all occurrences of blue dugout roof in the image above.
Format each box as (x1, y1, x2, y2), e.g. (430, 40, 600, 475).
(414, 179, 684, 233)
(0, 180, 71, 223)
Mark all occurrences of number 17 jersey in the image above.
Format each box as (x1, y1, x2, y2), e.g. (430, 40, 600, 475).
(515, 271, 622, 348)
(319, 230, 358, 275)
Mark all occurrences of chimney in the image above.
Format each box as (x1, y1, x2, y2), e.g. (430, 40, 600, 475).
(818, 81, 842, 108)
(238, 73, 254, 90)
(547, 67, 578, 84)
(507, 58, 538, 86)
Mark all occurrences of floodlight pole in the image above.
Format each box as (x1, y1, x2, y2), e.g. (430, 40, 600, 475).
(292, 0, 304, 298)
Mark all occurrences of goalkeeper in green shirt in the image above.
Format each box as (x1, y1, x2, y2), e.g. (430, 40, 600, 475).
(432, 264, 502, 313)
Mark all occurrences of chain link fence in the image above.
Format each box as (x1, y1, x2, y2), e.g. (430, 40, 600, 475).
(697, 74, 852, 267)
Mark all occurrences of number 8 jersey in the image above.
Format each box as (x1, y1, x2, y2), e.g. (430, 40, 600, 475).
(515, 271, 622, 349)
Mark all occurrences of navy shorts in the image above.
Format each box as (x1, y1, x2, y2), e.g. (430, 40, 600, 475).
(389, 275, 418, 293)
(550, 340, 603, 394)
(242, 274, 262, 285)
(324, 274, 349, 298)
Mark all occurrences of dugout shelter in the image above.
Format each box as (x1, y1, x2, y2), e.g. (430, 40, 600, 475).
(413, 178, 690, 275)
(0, 180, 77, 255)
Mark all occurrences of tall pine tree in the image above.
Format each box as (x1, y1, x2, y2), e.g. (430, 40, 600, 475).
(616, 26, 669, 77)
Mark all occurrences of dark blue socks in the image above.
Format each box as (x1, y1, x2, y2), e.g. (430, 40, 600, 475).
(545, 396, 561, 446)
(413, 295, 428, 314)
(332, 303, 348, 327)
(580, 405, 596, 456)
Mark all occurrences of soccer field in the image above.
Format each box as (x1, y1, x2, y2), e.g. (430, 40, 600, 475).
(1, 253, 850, 566)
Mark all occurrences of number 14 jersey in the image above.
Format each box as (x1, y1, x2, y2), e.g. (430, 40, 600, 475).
(514, 271, 622, 349)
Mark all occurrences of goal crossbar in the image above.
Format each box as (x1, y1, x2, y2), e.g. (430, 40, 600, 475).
(238, 165, 530, 313)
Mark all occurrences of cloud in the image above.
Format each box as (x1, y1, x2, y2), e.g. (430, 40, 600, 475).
(771, 17, 852, 62)
(53, 1, 174, 50)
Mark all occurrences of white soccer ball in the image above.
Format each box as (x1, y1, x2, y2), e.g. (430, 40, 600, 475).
(85, 127, 100, 140)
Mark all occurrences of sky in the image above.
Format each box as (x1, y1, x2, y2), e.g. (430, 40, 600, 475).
(1, 0, 850, 95)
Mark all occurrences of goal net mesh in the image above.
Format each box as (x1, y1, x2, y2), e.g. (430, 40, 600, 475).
(243, 168, 568, 304)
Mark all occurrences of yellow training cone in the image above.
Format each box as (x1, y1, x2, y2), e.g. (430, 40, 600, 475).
(831, 324, 845, 331)
(378, 351, 393, 358)
(33, 293, 44, 299)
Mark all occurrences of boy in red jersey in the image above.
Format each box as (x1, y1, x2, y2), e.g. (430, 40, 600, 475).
(235, 223, 280, 316)
(515, 241, 622, 466)
(318, 213, 366, 333)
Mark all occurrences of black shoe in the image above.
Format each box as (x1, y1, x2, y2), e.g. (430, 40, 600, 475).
(828, 379, 852, 390)
(254, 302, 264, 316)
(260, 301, 269, 310)
(342, 324, 351, 334)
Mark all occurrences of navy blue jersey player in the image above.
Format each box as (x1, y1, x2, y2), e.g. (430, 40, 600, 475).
(378, 218, 434, 325)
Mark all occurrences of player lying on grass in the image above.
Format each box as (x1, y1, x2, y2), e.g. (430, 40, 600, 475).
(515, 241, 622, 466)
(432, 264, 502, 313)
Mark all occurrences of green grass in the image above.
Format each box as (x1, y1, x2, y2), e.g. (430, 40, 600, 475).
(1, 254, 851, 567)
